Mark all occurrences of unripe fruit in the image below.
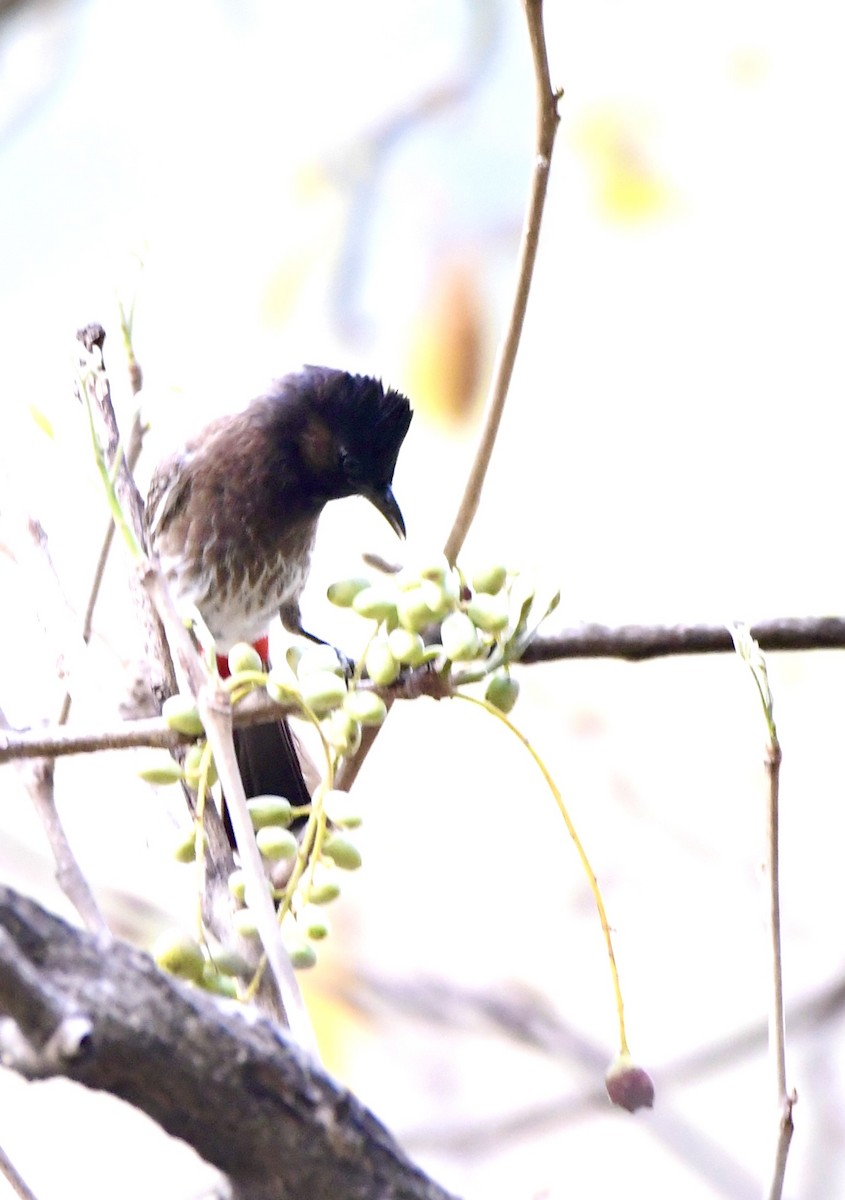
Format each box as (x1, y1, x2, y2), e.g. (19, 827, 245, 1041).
(298, 905, 330, 941)
(201, 971, 239, 998)
(231, 908, 260, 939)
(265, 672, 300, 705)
(206, 947, 251, 978)
(255, 825, 298, 861)
(296, 644, 345, 678)
(396, 587, 434, 632)
(307, 867, 341, 905)
(485, 672, 520, 714)
(322, 832, 362, 871)
(605, 1054, 655, 1112)
(162, 694, 204, 736)
(172, 827, 198, 863)
(227, 642, 263, 674)
(352, 585, 398, 622)
(138, 758, 184, 786)
(153, 929, 205, 985)
(322, 709, 361, 755)
(365, 639, 400, 685)
(327, 576, 371, 607)
(287, 940, 318, 970)
(440, 611, 480, 661)
(344, 688, 388, 725)
(466, 593, 510, 633)
(323, 789, 363, 828)
(420, 579, 455, 622)
(227, 868, 247, 903)
(247, 795, 294, 829)
(471, 563, 507, 595)
(299, 670, 347, 715)
(387, 627, 426, 666)
(183, 742, 218, 788)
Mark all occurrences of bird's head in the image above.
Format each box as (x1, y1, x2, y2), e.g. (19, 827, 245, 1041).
(288, 366, 413, 536)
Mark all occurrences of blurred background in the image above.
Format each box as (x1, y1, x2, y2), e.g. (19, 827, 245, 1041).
(1, 0, 844, 1197)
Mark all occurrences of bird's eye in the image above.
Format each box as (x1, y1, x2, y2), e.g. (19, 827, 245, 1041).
(340, 450, 364, 484)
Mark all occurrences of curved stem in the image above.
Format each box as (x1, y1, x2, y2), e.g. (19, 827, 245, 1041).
(454, 691, 629, 1054)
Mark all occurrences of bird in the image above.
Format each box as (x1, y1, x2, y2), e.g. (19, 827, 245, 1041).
(144, 365, 413, 806)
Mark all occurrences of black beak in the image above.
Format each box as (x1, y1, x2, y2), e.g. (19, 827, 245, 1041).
(364, 484, 406, 538)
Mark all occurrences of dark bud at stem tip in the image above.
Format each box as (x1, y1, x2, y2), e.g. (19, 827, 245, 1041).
(605, 1054, 655, 1113)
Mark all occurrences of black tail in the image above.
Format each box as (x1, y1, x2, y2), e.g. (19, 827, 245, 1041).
(226, 720, 311, 842)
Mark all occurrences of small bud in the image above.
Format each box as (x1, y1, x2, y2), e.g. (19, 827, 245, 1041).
(162, 694, 205, 736)
(138, 758, 184, 786)
(485, 671, 520, 714)
(365, 639, 400, 685)
(466, 593, 510, 633)
(344, 688, 388, 726)
(605, 1054, 655, 1113)
(153, 929, 205, 985)
(352, 585, 398, 622)
(227, 642, 263, 674)
(322, 832, 362, 870)
(440, 611, 481, 661)
(327, 576, 371, 607)
(471, 563, 507, 595)
(300, 670, 347, 715)
(247, 795, 294, 829)
(296, 644, 345, 678)
(323, 789, 363, 828)
(256, 825, 298, 861)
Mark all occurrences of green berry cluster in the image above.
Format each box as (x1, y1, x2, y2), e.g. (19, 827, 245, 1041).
(328, 555, 558, 712)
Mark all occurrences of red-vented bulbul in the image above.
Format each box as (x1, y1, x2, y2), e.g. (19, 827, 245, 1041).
(144, 365, 413, 806)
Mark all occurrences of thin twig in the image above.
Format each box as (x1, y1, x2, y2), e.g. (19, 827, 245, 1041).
(442, 0, 561, 564)
(340, 0, 561, 792)
(0, 1142, 41, 1200)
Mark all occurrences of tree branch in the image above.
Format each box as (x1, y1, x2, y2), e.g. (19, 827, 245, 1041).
(442, 0, 561, 564)
(0, 887, 459, 1200)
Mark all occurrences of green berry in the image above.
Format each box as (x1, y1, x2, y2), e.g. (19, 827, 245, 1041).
(227, 642, 264, 674)
(231, 908, 260, 939)
(386, 627, 425, 666)
(153, 929, 205, 984)
(205, 947, 251, 978)
(201, 970, 239, 998)
(298, 905, 330, 941)
(265, 672, 300, 706)
(466, 593, 510, 633)
(227, 868, 247, 903)
(485, 672, 520, 714)
(352, 585, 398, 622)
(162, 694, 205, 736)
(183, 741, 218, 788)
(365, 639, 400, 685)
(307, 867, 341, 905)
(322, 832, 362, 871)
(287, 939, 317, 970)
(344, 688, 388, 725)
(396, 587, 434, 632)
(471, 564, 508, 595)
(323, 789, 363, 828)
(255, 825, 298, 861)
(440, 611, 481, 661)
(296, 644, 345, 678)
(299, 670, 347, 715)
(327, 577, 372, 607)
(172, 826, 198, 863)
(247, 795, 294, 829)
(322, 709, 361, 755)
(138, 758, 184, 785)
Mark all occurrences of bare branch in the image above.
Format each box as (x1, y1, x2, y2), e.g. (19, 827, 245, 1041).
(0, 887, 459, 1200)
(443, 0, 561, 564)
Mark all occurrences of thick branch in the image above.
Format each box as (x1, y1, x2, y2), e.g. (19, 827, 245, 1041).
(0, 887, 458, 1200)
